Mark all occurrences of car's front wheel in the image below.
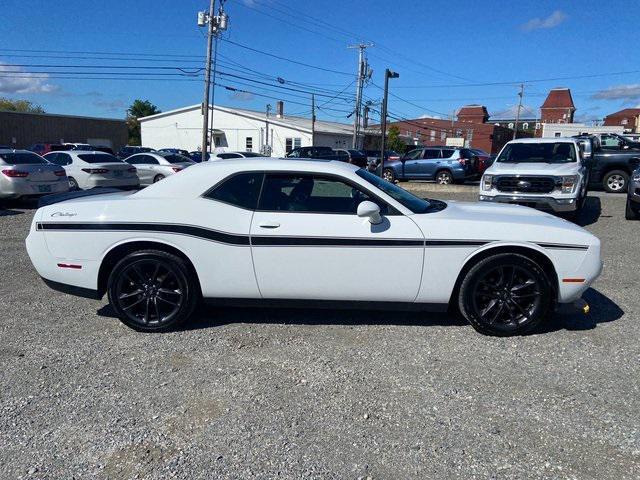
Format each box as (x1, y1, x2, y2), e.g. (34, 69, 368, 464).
(107, 250, 200, 332)
(458, 253, 553, 336)
(603, 170, 629, 193)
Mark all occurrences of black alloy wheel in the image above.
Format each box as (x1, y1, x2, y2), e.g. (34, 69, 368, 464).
(153, 174, 165, 183)
(107, 250, 199, 332)
(382, 168, 396, 183)
(459, 253, 552, 336)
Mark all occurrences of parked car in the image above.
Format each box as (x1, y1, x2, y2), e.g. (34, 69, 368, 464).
(479, 138, 589, 216)
(382, 147, 477, 184)
(44, 151, 139, 191)
(363, 150, 401, 171)
(213, 151, 266, 160)
(29, 143, 64, 156)
(285, 146, 339, 160)
(158, 148, 190, 156)
(0, 149, 68, 201)
(626, 162, 640, 220)
(333, 149, 368, 168)
(124, 151, 195, 186)
(188, 151, 210, 162)
(26, 158, 602, 336)
(60, 143, 95, 151)
(93, 146, 115, 155)
(116, 146, 156, 160)
(470, 148, 494, 174)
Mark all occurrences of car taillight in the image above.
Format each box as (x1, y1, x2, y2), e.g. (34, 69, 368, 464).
(389, 156, 399, 161)
(1, 169, 28, 178)
(54, 170, 66, 177)
(172, 167, 182, 172)
(128, 167, 137, 173)
(81, 168, 109, 174)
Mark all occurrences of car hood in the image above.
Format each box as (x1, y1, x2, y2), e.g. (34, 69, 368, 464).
(413, 200, 598, 247)
(486, 161, 579, 176)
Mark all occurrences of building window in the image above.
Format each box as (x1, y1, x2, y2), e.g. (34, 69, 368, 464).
(554, 132, 561, 137)
(245, 137, 253, 152)
(294, 138, 302, 148)
(285, 138, 293, 153)
(522, 122, 529, 130)
(430, 130, 435, 141)
(535, 123, 541, 130)
(440, 131, 446, 140)
(621, 118, 629, 125)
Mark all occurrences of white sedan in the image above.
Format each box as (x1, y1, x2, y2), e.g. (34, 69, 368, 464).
(44, 150, 139, 191)
(26, 158, 602, 336)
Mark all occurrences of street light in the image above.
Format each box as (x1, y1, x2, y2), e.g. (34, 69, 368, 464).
(379, 69, 399, 177)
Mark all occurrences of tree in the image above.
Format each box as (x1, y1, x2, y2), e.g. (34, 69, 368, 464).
(126, 99, 160, 145)
(387, 125, 406, 154)
(0, 97, 45, 113)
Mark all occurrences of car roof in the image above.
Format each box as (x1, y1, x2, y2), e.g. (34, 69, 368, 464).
(507, 137, 578, 145)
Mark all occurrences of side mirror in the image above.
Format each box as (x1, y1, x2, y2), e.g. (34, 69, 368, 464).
(357, 200, 383, 225)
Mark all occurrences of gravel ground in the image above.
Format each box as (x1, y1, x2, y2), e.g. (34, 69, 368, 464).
(0, 187, 638, 479)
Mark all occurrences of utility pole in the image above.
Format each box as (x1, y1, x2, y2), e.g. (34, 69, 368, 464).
(348, 43, 373, 150)
(198, 0, 228, 159)
(513, 83, 524, 140)
(380, 68, 399, 177)
(311, 94, 316, 145)
(264, 103, 271, 155)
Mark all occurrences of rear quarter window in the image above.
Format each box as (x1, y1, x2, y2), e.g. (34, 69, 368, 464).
(203, 172, 264, 210)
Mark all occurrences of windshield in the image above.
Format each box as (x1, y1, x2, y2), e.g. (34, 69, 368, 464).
(77, 153, 122, 164)
(0, 152, 47, 165)
(497, 142, 577, 164)
(356, 168, 431, 214)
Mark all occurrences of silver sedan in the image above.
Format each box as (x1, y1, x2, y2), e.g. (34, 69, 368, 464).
(125, 152, 195, 186)
(0, 149, 69, 201)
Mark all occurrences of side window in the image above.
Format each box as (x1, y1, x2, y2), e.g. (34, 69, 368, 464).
(126, 156, 139, 165)
(441, 149, 455, 159)
(258, 174, 386, 214)
(144, 156, 160, 165)
(45, 153, 59, 164)
(204, 172, 264, 210)
(57, 153, 72, 165)
(423, 149, 439, 159)
(404, 150, 422, 160)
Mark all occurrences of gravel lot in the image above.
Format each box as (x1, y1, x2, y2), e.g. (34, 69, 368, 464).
(0, 186, 638, 479)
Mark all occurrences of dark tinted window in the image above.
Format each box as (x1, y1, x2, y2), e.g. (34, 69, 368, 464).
(242, 152, 264, 158)
(356, 169, 431, 214)
(441, 149, 455, 158)
(217, 153, 243, 159)
(403, 149, 422, 160)
(497, 142, 577, 164)
(0, 151, 47, 165)
(77, 153, 121, 163)
(205, 172, 264, 210)
(258, 174, 382, 214)
(163, 154, 193, 164)
(423, 149, 439, 159)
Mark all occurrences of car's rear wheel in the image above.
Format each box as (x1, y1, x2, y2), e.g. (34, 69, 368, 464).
(68, 177, 79, 191)
(603, 170, 629, 193)
(435, 170, 453, 185)
(107, 250, 199, 332)
(458, 253, 553, 336)
(382, 168, 396, 183)
(153, 174, 165, 183)
(626, 199, 639, 220)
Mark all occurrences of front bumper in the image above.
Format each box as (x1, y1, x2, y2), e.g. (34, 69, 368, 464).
(478, 194, 579, 212)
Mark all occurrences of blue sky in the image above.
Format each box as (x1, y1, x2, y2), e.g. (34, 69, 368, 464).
(1, 0, 639, 124)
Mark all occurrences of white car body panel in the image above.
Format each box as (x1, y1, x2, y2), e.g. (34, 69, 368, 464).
(26, 158, 602, 309)
(44, 151, 139, 190)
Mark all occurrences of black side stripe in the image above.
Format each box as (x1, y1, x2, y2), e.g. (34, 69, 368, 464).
(35, 222, 590, 251)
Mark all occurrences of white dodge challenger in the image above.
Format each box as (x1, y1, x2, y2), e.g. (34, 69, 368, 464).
(26, 158, 602, 336)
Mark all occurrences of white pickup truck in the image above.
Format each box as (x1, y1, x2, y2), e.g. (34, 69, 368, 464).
(479, 138, 589, 215)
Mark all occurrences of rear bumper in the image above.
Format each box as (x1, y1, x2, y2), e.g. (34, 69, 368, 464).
(478, 194, 579, 212)
(0, 179, 69, 198)
(85, 177, 139, 189)
(41, 277, 101, 300)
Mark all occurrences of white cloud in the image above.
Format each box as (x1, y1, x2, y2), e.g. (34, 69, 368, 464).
(231, 91, 255, 101)
(0, 63, 57, 94)
(93, 98, 128, 113)
(591, 84, 640, 101)
(521, 10, 568, 32)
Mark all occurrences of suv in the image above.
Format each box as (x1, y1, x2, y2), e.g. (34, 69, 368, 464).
(333, 149, 368, 168)
(382, 147, 477, 184)
(116, 146, 156, 160)
(479, 138, 588, 215)
(285, 146, 339, 160)
(626, 161, 640, 220)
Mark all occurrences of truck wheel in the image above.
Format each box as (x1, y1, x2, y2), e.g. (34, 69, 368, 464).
(603, 170, 629, 193)
(382, 168, 396, 183)
(435, 170, 453, 185)
(458, 253, 553, 336)
(626, 199, 639, 220)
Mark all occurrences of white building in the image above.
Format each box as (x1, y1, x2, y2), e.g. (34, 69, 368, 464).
(541, 123, 624, 138)
(139, 103, 353, 157)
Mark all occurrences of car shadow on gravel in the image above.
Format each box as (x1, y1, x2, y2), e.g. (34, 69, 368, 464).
(0, 208, 23, 217)
(574, 196, 602, 227)
(542, 287, 623, 334)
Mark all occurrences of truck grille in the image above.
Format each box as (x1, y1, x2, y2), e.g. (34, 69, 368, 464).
(496, 176, 555, 194)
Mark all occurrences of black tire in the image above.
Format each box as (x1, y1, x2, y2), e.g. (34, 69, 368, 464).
(458, 253, 553, 336)
(626, 199, 639, 220)
(435, 170, 453, 185)
(107, 250, 200, 332)
(382, 168, 396, 183)
(68, 177, 79, 191)
(603, 170, 629, 193)
(153, 174, 165, 183)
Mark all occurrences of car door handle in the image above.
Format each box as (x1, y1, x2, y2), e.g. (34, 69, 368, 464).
(258, 222, 280, 229)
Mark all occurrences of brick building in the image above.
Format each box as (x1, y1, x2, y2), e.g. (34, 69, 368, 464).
(603, 108, 640, 133)
(540, 88, 576, 124)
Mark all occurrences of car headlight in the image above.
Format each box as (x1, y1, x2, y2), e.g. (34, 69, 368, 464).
(481, 175, 493, 191)
(560, 175, 578, 193)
